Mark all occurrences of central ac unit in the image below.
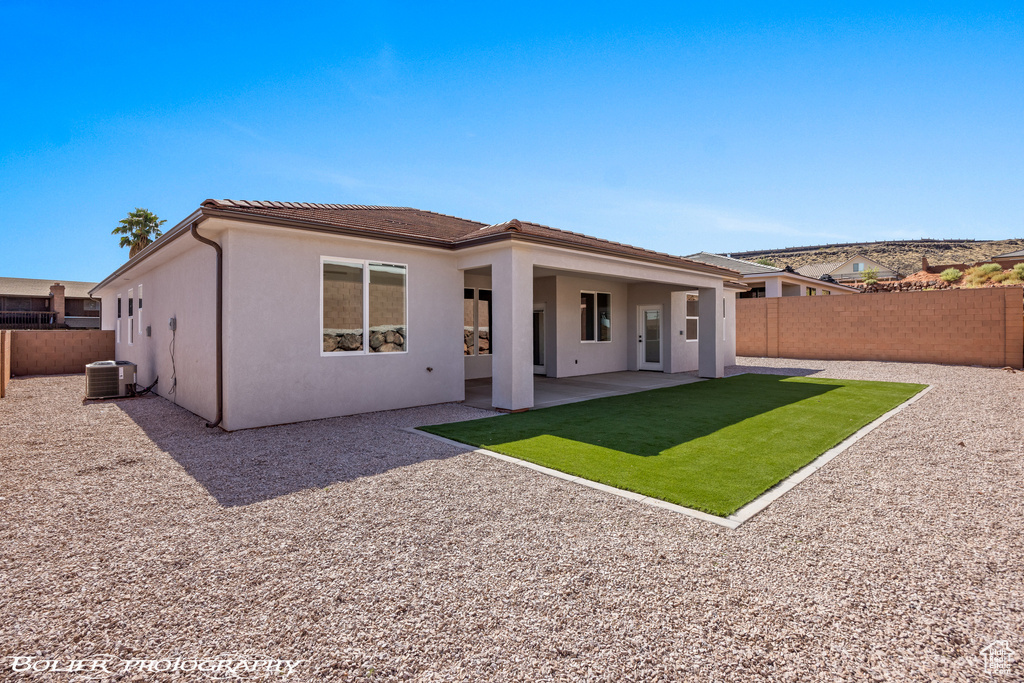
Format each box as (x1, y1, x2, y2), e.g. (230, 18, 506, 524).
(85, 360, 137, 399)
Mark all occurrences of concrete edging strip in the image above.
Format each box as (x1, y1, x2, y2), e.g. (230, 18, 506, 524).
(406, 384, 933, 529)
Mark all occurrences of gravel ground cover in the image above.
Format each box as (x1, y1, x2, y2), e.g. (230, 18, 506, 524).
(1, 359, 1021, 681)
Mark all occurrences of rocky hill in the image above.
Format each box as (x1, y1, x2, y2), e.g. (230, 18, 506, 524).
(730, 238, 1024, 278)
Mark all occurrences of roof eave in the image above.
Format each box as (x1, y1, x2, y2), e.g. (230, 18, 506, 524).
(91, 203, 744, 295)
(198, 205, 455, 249)
(90, 208, 204, 295)
(456, 232, 742, 279)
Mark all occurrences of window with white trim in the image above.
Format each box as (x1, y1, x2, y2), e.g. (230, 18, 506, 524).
(685, 293, 698, 341)
(580, 291, 611, 342)
(138, 284, 143, 334)
(463, 288, 491, 355)
(127, 288, 134, 344)
(116, 295, 122, 343)
(852, 263, 863, 272)
(321, 258, 407, 354)
(807, 287, 817, 296)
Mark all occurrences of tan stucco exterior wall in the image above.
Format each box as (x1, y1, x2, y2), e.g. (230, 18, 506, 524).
(97, 238, 219, 423)
(553, 275, 630, 378)
(220, 223, 465, 430)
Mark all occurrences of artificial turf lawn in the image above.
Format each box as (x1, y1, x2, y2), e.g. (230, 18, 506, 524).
(420, 373, 926, 517)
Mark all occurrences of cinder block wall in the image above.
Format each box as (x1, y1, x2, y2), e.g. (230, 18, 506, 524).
(0, 330, 10, 397)
(10, 330, 115, 376)
(737, 288, 1023, 368)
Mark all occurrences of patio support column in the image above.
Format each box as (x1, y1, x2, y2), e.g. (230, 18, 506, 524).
(765, 278, 782, 297)
(491, 248, 534, 411)
(697, 283, 724, 378)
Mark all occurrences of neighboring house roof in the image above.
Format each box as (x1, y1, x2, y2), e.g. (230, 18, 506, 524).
(93, 200, 741, 293)
(0, 277, 98, 299)
(794, 261, 843, 279)
(993, 248, 1024, 259)
(685, 253, 856, 291)
(683, 252, 782, 275)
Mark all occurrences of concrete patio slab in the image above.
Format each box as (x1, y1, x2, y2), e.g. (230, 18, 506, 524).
(464, 370, 704, 410)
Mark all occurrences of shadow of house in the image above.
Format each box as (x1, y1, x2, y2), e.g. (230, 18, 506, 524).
(422, 374, 840, 458)
(115, 396, 479, 507)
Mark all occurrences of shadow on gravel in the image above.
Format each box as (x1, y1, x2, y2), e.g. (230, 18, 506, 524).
(115, 397, 472, 507)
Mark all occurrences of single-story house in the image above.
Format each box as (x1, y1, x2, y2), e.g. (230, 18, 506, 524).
(0, 277, 101, 328)
(991, 248, 1024, 269)
(796, 256, 901, 283)
(684, 253, 857, 297)
(90, 200, 747, 431)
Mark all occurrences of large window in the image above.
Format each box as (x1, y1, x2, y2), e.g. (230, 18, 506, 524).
(580, 291, 611, 342)
(463, 288, 492, 355)
(685, 293, 698, 341)
(322, 258, 407, 354)
(116, 295, 122, 343)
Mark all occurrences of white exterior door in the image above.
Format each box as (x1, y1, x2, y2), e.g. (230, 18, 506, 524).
(638, 305, 663, 371)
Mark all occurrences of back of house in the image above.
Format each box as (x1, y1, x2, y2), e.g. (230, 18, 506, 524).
(91, 200, 745, 430)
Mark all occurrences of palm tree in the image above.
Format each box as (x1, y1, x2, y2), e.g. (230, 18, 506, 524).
(113, 208, 166, 258)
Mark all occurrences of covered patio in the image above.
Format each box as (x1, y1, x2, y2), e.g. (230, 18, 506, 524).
(458, 241, 743, 412)
(464, 371, 704, 410)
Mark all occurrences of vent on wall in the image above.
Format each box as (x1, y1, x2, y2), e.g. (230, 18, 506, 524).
(85, 360, 137, 399)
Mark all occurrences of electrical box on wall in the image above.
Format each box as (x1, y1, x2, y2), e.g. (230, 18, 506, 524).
(169, 317, 176, 331)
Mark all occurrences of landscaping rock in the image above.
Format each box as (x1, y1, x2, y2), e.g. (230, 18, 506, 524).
(339, 333, 362, 351)
(2, 361, 1020, 681)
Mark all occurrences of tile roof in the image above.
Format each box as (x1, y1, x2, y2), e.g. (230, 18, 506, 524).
(0, 277, 98, 299)
(683, 252, 783, 275)
(201, 200, 737, 275)
(795, 261, 843, 279)
(202, 199, 488, 242)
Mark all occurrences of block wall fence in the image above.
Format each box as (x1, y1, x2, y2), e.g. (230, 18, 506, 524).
(736, 288, 1023, 369)
(8, 330, 115, 377)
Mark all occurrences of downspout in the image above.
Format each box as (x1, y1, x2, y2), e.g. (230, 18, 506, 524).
(190, 222, 223, 428)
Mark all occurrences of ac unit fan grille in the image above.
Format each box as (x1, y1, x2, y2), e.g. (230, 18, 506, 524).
(86, 366, 124, 399)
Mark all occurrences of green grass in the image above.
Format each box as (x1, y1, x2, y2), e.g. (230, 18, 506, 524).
(420, 374, 926, 517)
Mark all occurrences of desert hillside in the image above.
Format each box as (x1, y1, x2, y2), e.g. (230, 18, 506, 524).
(730, 238, 1024, 277)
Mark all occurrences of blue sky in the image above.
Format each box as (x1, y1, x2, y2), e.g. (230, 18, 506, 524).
(1, 2, 1021, 281)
